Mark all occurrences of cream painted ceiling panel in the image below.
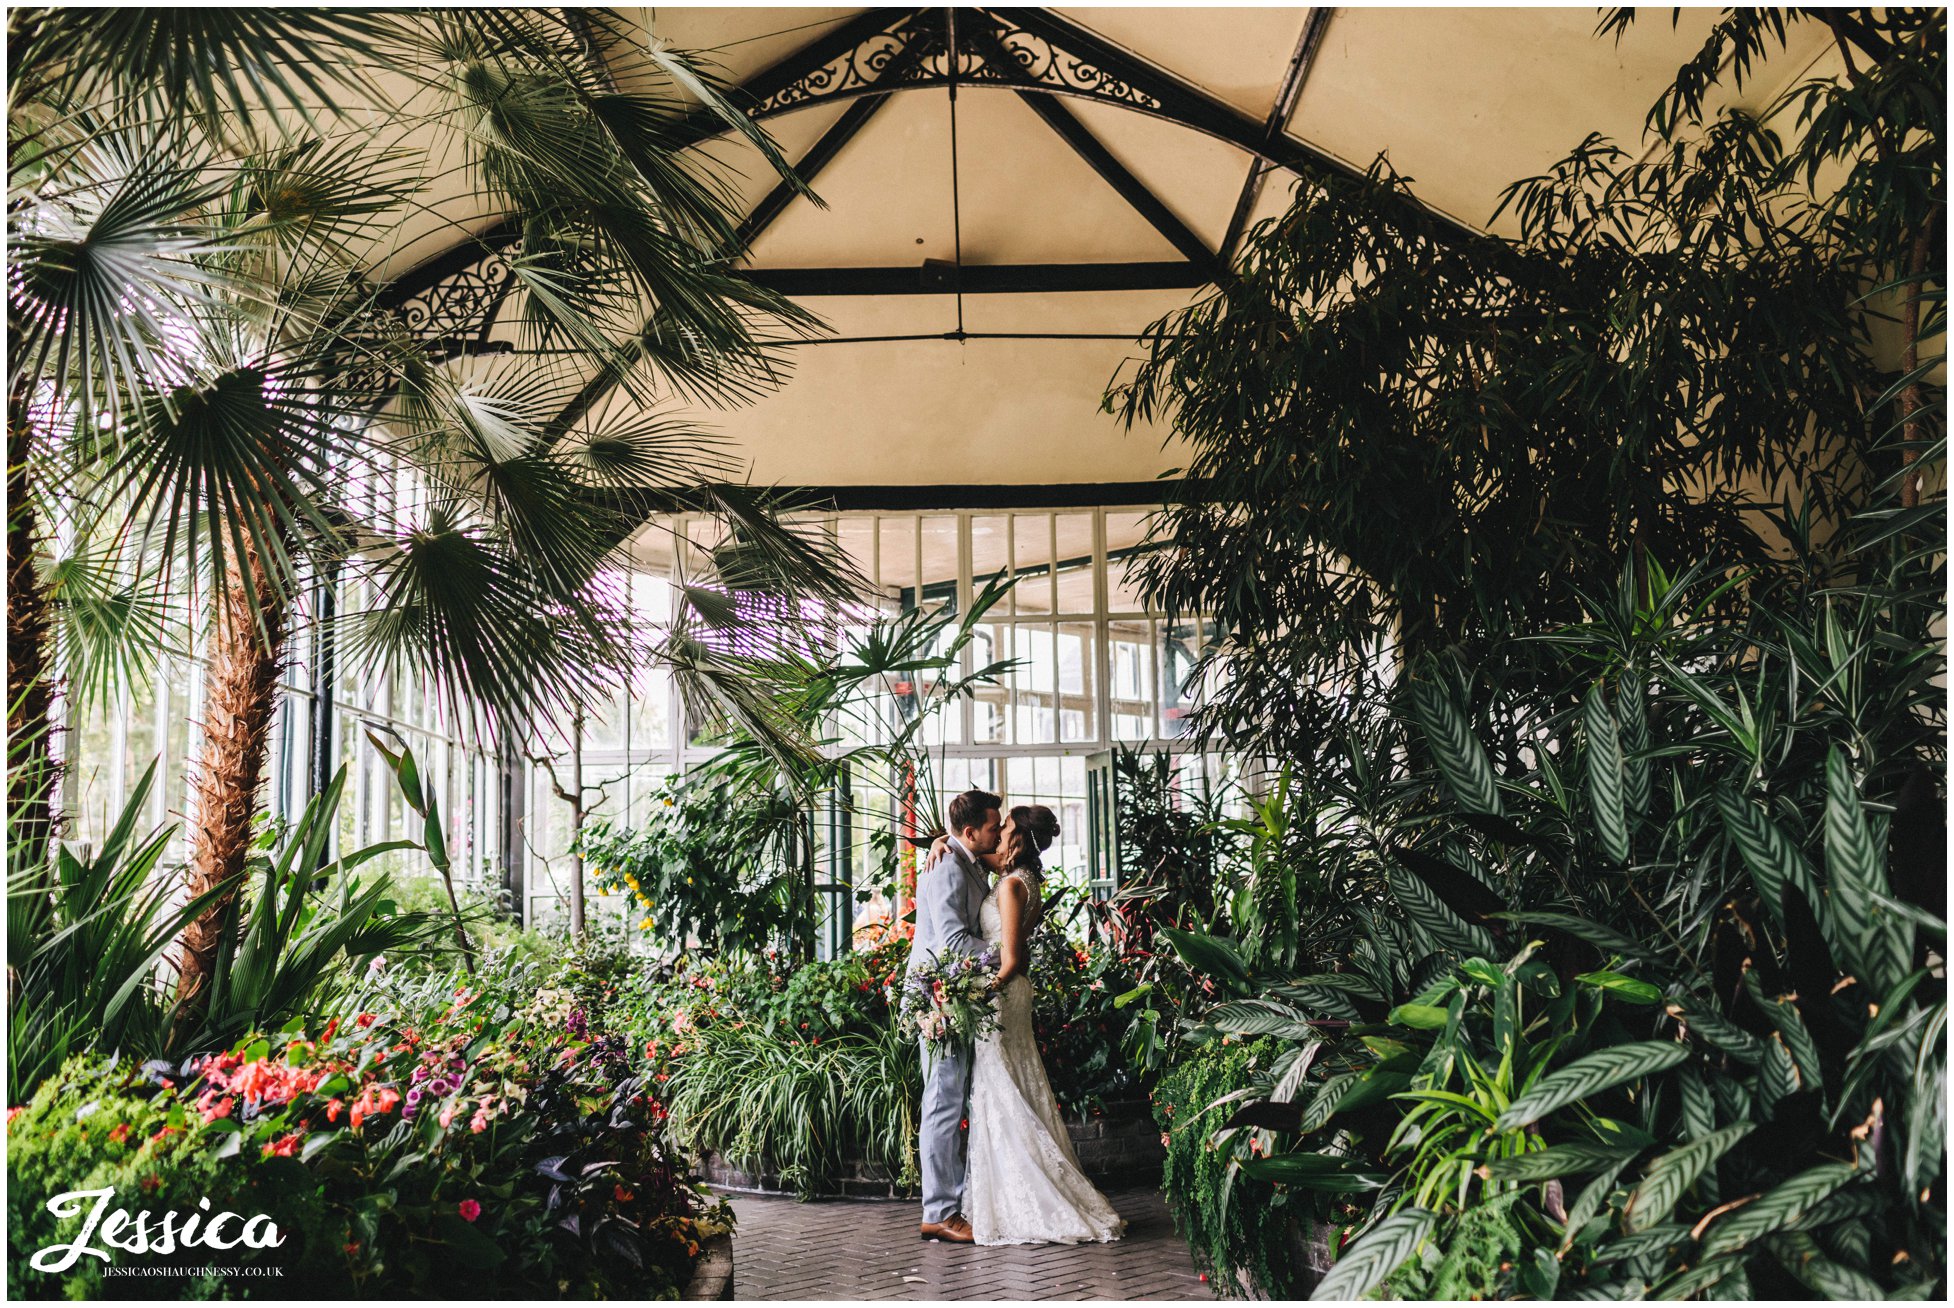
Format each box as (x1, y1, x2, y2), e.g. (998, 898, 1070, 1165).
(750, 87, 1182, 267)
(693, 330, 1185, 487)
(635, 7, 868, 85)
(1291, 8, 1762, 233)
(1066, 97, 1250, 254)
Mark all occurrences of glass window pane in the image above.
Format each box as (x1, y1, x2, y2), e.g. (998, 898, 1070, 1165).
(1105, 510, 1157, 613)
(917, 515, 958, 617)
(1053, 513, 1097, 614)
(879, 517, 919, 610)
(1057, 619, 1096, 743)
(1110, 618, 1157, 741)
(970, 621, 1011, 744)
(1014, 626, 1057, 744)
(1012, 513, 1055, 615)
(971, 514, 1011, 592)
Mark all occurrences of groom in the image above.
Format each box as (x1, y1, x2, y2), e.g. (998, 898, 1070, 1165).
(909, 788, 1002, 1243)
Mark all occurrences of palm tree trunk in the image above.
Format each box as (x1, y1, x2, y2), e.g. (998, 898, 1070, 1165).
(169, 540, 288, 1049)
(7, 385, 58, 875)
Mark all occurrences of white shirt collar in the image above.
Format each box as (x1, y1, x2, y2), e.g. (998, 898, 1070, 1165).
(946, 832, 975, 864)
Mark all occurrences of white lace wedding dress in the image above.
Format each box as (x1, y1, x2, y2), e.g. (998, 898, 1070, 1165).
(966, 872, 1126, 1246)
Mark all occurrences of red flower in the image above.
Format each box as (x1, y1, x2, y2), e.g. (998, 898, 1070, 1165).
(108, 1123, 131, 1145)
(355, 1013, 377, 1028)
(458, 1198, 482, 1223)
(614, 1184, 635, 1203)
(325, 1097, 345, 1123)
(322, 1017, 340, 1042)
(263, 1132, 303, 1158)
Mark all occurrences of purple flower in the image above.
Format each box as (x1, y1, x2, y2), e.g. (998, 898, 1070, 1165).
(428, 1078, 454, 1097)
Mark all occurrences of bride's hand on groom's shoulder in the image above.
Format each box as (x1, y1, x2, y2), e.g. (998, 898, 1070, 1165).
(924, 835, 950, 868)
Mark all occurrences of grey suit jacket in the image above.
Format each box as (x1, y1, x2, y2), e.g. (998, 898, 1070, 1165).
(907, 840, 990, 977)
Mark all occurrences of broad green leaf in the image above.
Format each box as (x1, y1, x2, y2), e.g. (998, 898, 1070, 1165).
(1407, 679, 1501, 817)
(1714, 788, 1818, 929)
(1207, 998, 1317, 1040)
(1667, 998, 1765, 1064)
(1159, 926, 1251, 997)
(1649, 1254, 1745, 1300)
(1495, 1041, 1689, 1130)
(1489, 910, 1648, 958)
(1757, 1034, 1801, 1114)
(1482, 1141, 1641, 1183)
(1388, 864, 1496, 959)
(1767, 1231, 1886, 1299)
(1614, 678, 1653, 817)
(1239, 1152, 1385, 1192)
(1585, 685, 1632, 864)
(1576, 970, 1663, 1004)
(1300, 1072, 1359, 1133)
(1311, 1207, 1436, 1302)
(1698, 1163, 1857, 1259)
(1387, 1002, 1451, 1029)
(1622, 1122, 1753, 1232)
(1824, 748, 1908, 996)
(1560, 1154, 1636, 1252)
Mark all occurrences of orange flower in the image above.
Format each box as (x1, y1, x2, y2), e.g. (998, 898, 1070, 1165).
(325, 1097, 345, 1123)
(355, 1013, 377, 1029)
(108, 1123, 131, 1145)
(262, 1132, 303, 1158)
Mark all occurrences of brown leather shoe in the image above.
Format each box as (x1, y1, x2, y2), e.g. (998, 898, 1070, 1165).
(918, 1215, 975, 1243)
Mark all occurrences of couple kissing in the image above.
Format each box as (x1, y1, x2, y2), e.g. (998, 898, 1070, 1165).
(906, 789, 1126, 1247)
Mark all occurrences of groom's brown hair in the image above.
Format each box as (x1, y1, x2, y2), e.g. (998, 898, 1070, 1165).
(947, 788, 1002, 835)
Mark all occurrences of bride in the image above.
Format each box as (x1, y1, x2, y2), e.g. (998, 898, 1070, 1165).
(939, 805, 1126, 1247)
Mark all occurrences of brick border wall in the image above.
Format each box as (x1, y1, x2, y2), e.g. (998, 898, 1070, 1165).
(697, 1102, 1166, 1199)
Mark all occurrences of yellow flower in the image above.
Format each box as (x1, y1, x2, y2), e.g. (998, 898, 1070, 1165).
(685, 877, 693, 885)
(625, 874, 639, 890)
(639, 917, 652, 931)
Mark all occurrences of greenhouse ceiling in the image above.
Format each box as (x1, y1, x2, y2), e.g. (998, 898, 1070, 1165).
(375, 6, 1839, 493)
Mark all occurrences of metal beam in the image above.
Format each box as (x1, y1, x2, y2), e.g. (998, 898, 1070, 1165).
(997, 7, 1475, 245)
(739, 261, 1209, 297)
(669, 8, 925, 149)
(955, 13, 1211, 265)
(1013, 91, 1214, 266)
(1220, 8, 1334, 263)
(735, 20, 936, 250)
(738, 95, 883, 249)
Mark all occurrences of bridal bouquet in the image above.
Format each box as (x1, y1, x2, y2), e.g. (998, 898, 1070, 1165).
(897, 948, 1002, 1053)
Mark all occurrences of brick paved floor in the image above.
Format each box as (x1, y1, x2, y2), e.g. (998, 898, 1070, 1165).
(725, 1187, 1214, 1301)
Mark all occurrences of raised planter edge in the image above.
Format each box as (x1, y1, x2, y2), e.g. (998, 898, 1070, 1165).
(680, 1231, 734, 1301)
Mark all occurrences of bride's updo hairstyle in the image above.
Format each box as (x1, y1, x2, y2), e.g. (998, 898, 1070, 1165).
(1004, 804, 1060, 873)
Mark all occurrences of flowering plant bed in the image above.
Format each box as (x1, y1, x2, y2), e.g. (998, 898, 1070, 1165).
(7, 953, 727, 1299)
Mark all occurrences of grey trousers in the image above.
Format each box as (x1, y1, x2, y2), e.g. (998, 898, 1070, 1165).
(919, 1039, 972, 1223)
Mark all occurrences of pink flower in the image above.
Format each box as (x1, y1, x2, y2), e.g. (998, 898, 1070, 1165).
(458, 1199, 482, 1223)
(438, 1103, 458, 1129)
